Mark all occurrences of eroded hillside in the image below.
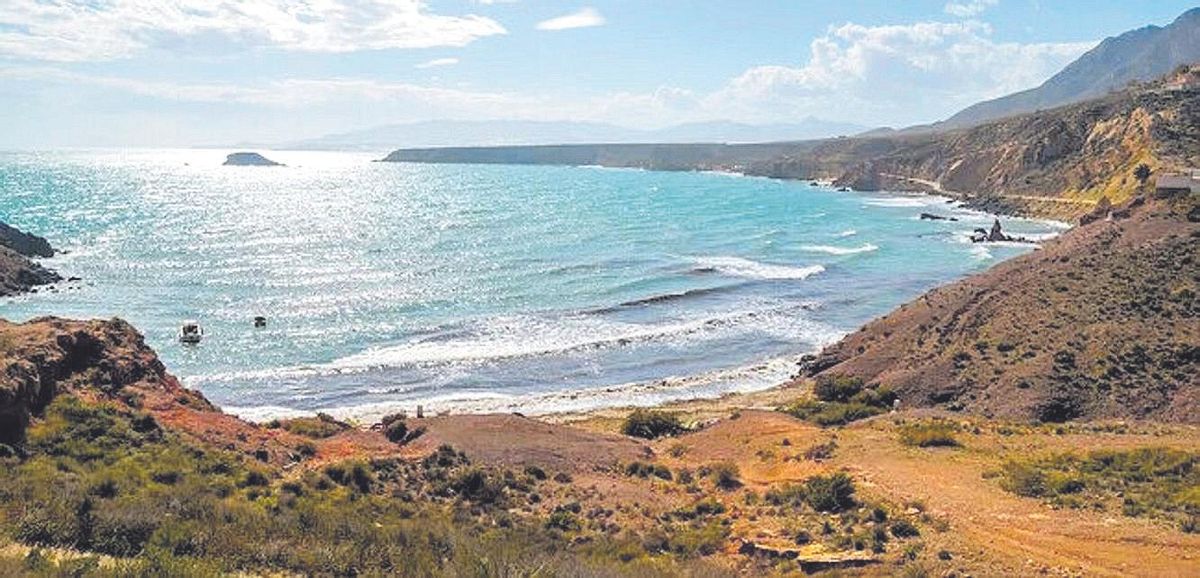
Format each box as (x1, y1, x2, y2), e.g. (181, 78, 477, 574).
(801, 195, 1200, 423)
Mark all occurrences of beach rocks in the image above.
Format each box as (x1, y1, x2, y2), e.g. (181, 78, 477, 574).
(0, 246, 61, 297)
(920, 212, 959, 222)
(224, 152, 284, 167)
(969, 219, 1030, 243)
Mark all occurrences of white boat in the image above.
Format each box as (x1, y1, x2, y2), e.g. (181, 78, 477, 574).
(179, 320, 203, 344)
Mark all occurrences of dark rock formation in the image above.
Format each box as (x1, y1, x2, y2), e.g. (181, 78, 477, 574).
(0, 222, 54, 258)
(919, 213, 958, 222)
(0, 246, 61, 297)
(224, 152, 284, 167)
(969, 219, 1032, 243)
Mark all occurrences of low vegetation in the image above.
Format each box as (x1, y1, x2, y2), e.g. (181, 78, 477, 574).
(268, 412, 348, 438)
(621, 409, 686, 439)
(898, 421, 961, 448)
(998, 447, 1200, 532)
(0, 396, 744, 576)
(779, 375, 896, 426)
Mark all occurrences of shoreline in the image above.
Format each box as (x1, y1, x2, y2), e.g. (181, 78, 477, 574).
(3, 154, 1072, 426)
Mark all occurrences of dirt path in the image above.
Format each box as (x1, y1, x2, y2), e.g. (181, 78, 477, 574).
(835, 423, 1200, 577)
(880, 172, 1099, 206)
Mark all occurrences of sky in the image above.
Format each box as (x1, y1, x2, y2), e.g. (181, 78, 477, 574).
(0, 0, 1195, 148)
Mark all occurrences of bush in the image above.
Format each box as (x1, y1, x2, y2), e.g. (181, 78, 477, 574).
(899, 421, 960, 447)
(890, 519, 920, 538)
(546, 509, 580, 532)
(802, 473, 856, 512)
(779, 378, 895, 427)
(621, 410, 686, 439)
(278, 413, 348, 439)
(709, 462, 742, 490)
(813, 375, 866, 402)
(384, 419, 408, 443)
(625, 461, 672, 481)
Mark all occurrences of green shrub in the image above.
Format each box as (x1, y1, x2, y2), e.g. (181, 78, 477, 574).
(890, 519, 920, 538)
(621, 409, 686, 439)
(899, 421, 960, 447)
(813, 375, 866, 402)
(998, 447, 1199, 528)
(779, 378, 895, 427)
(709, 462, 741, 490)
(802, 473, 856, 512)
(278, 413, 348, 439)
(624, 461, 672, 481)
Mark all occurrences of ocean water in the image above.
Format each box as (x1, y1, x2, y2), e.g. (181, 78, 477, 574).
(0, 149, 1067, 421)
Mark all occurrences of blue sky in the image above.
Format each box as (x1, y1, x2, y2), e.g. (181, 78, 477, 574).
(0, 1, 1195, 147)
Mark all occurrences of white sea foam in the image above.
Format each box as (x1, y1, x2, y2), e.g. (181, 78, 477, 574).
(190, 303, 832, 385)
(224, 354, 836, 423)
(836, 229, 857, 237)
(800, 243, 879, 256)
(969, 245, 993, 260)
(692, 256, 824, 280)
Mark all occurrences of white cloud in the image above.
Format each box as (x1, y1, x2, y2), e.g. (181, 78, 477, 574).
(536, 7, 605, 31)
(944, 0, 1000, 18)
(0, 0, 506, 62)
(0, 16, 1099, 137)
(416, 57, 460, 69)
(705, 20, 1094, 125)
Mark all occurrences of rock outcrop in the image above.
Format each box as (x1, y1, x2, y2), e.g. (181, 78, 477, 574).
(0, 222, 61, 296)
(0, 221, 54, 258)
(223, 152, 284, 166)
(0, 247, 60, 297)
(800, 196, 1200, 423)
(0, 318, 201, 444)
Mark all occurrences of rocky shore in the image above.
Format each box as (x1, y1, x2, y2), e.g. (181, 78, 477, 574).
(0, 222, 60, 297)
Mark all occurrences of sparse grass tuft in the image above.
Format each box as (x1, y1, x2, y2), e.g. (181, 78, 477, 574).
(899, 421, 960, 448)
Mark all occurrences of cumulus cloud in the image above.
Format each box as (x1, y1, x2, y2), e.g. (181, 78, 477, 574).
(416, 57, 460, 69)
(944, 0, 1000, 18)
(0, 0, 506, 62)
(705, 20, 1094, 125)
(536, 7, 605, 31)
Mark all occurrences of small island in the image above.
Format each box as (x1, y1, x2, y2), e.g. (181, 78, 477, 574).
(223, 152, 284, 167)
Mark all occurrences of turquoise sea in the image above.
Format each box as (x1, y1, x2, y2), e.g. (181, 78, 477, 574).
(0, 149, 1067, 421)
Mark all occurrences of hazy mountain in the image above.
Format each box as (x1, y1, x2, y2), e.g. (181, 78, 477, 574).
(941, 7, 1200, 129)
(286, 118, 869, 150)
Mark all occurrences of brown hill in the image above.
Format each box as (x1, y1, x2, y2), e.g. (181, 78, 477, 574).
(801, 195, 1200, 423)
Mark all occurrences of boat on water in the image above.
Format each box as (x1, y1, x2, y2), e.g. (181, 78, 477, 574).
(179, 320, 203, 344)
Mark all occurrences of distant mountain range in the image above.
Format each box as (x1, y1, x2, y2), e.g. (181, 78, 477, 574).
(940, 7, 1200, 129)
(284, 118, 870, 151)
(296, 8, 1200, 152)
